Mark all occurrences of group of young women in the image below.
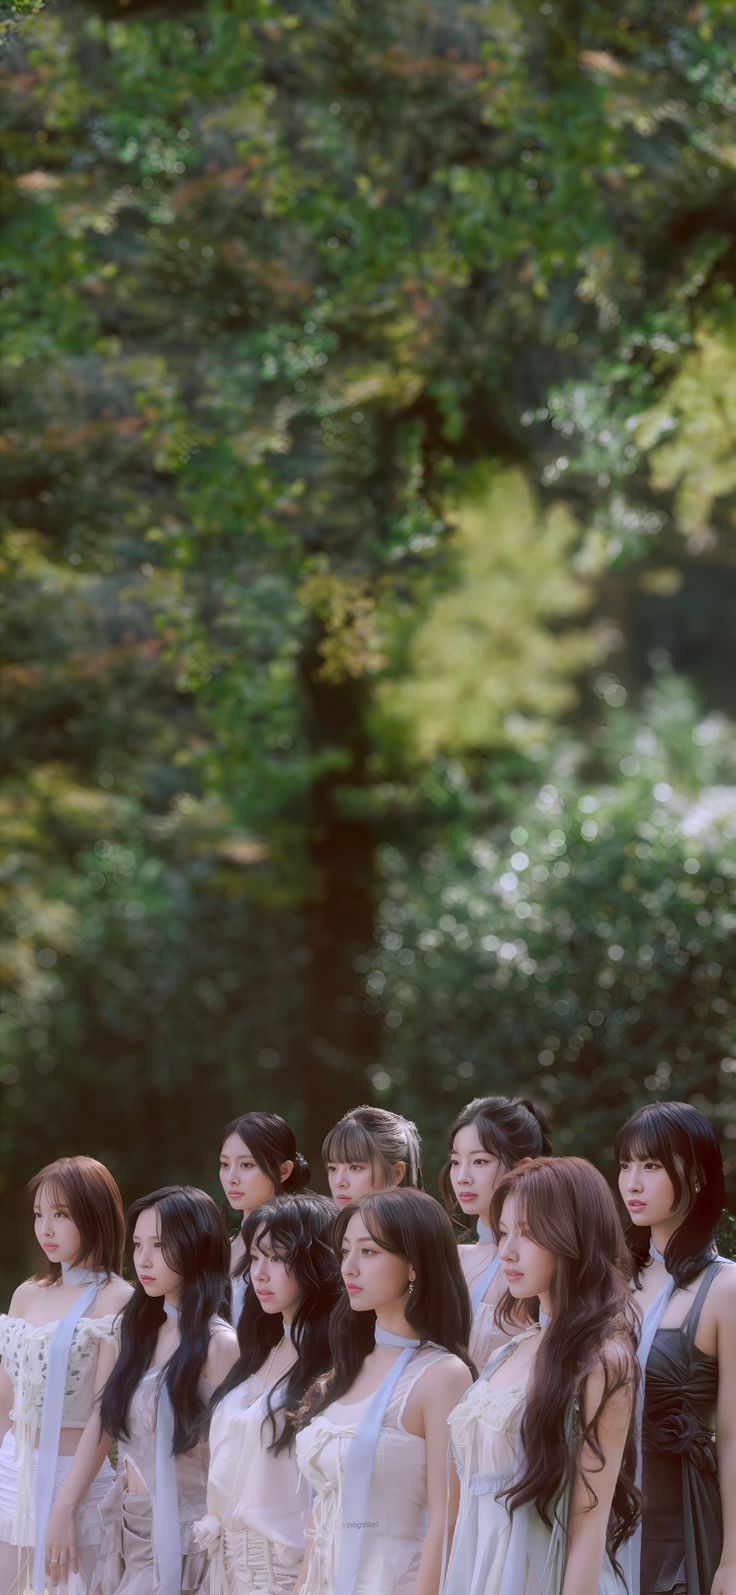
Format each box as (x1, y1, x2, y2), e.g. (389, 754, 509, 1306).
(0, 1098, 733, 1595)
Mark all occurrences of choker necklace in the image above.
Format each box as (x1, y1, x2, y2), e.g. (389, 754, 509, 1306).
(649, 1239, 667, 1265)
(375, 1325, 421, 1349)
(476, 1218, 494, 1245)
(282, 1321, 293, 1341)
(61, 1264, 104, 1287)
(539, 1306, 551, 1328)
(163, 1301, 180, 1320)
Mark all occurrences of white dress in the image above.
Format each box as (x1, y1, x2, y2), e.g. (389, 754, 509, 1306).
(0, 1311, 117, 1593)
(296, 1347, 450, 1595)
(229, 1275, 246, 1330)
(442, 1332, 627, 1595)
(90, 1351, 227, 1595)
(458, 1243, 508, 1370)
(195, 1348, 305, 1593)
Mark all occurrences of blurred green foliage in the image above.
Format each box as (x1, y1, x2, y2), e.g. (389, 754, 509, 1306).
(1, 0, 735, 1290)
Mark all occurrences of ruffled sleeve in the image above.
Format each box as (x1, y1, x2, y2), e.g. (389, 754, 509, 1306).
(77, 1313, 120, 1350)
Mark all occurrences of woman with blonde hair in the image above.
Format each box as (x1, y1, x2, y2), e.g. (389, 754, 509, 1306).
(322, 1105, 423, 1209)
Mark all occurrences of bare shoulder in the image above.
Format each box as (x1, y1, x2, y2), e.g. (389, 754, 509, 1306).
(579, 1334, 636, 1419)
(210, 1318, 239, 1347)
(420, 1351, 473, 1404)
(7, 1278, 43, 1316)
(96, 1276, 133, 1314)
(712, 1260, 736, 1317)
(205, 1320, 239, 1382)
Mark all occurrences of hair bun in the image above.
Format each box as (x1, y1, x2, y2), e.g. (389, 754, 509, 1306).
(286, 1151, 311, 1192)
(519, 1098, 552, 1148)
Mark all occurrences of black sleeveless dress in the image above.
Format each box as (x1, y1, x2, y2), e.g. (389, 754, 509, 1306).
(641, 1259, 725, 1594)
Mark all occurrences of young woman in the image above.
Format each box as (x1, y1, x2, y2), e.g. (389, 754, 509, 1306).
(439, 1095, 551, 1368)
(616, 1101, 735, 1595)
(219, 1114, 311, 1326)
(322, 1105, 423, 1208)
(442, 1157, 639, 1595)
(0, 1155, 131, 1595)
(193, 1192, 342, 1593)
(45, 1185, 238, 1594)
(295, 1186, 473, 1595)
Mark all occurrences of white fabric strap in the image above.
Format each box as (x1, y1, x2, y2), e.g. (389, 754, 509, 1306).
(619, 1267, 677, 1595)
(33, 1276, 103, 1594)
(155, 1376, 182, 1595)
(469, 1219, 501, 1312)
(470, 1253, 501, 1313)
(155, 1299, 182, 1595)
(375, 1325, 421, 1349)
(335, 1339, 420, 1593)
(60, 1264, 102, 1286)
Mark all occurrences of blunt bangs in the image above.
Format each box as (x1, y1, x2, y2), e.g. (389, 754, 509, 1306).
(322, 1119, 376, 1170)
(613, 1123, 662, 1164)
(614, 1106, 688, 1203)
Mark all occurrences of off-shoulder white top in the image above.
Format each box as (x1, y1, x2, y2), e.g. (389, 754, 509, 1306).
(0, 1310, 119, 1551)
(0, 1312, 118, 1431)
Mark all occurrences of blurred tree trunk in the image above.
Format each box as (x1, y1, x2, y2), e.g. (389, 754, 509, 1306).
(297, 634, 380, 1161)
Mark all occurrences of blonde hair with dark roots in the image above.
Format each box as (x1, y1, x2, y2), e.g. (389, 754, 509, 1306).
(322, 1105, 423, 1189)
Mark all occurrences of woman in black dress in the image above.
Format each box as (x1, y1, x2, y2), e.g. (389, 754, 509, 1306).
(615, 1101, 735, 1595)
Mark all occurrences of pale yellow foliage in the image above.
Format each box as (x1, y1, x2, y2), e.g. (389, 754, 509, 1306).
(300, 569, 386, 680)
(383, 468, 600, 757)
(636, 322, 736, 536)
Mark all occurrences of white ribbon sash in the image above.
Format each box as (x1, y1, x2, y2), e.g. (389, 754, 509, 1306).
(469, 1218, 502, 1313)
(154, 1301, 182, 1595)
(33, 1271, 104, 1595)
(334, 1328, 421, 1595)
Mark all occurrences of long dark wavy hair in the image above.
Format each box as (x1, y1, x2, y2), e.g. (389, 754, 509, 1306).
(489, 1158, 640, 1566)
(297, 1186, 474, 1426)
(615, 1100, 725, 1289)
(99, 1186, 230, 1454)
(439, 1095, 552, 1226)
(210, 1192, 341, 1455)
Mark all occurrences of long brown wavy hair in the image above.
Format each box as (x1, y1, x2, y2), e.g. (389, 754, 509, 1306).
(490, 1157, 640, 1565)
